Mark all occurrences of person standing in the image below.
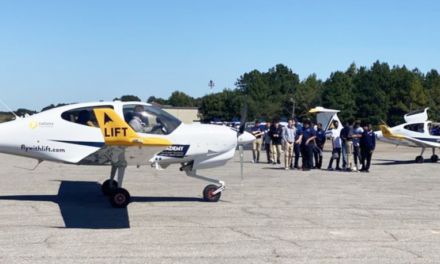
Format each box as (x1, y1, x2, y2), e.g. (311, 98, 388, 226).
(360, 124, 376, 173)
(269, 119, 283, 165)
(251, 120, 263, 163)
(314, 123, 326, 169)
(262, 122, 272, 164)
(327, 120, 342, 171)
(282, 119, 296, 170)
(300, 120, 316, 171)
(346, 119, 355, 171)
(292, 119, 303, 169)
(352, 120, 364, 172)
(340, 121, 350, 171)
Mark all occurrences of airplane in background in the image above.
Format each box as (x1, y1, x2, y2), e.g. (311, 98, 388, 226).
(310, 106, 440, 164)
(0, 101, 255, 208)
(377, 108, 440, 163)
(309, 107, 342, 135)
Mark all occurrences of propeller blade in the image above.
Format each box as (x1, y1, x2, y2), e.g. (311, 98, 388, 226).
(239, 144, 244, 185)
(239, 95, 248, 134)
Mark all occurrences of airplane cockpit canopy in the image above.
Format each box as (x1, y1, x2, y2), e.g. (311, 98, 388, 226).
(123, 104, 182, 135)
(403, 123, 425, 133)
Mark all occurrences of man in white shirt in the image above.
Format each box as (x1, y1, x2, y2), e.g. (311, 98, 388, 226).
(327, 120, 342, 171)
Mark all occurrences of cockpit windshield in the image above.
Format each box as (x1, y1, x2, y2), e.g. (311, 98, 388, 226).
(123, 104, 182, 135)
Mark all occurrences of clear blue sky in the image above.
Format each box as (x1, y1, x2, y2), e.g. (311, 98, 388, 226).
(1, 0, 439, 111)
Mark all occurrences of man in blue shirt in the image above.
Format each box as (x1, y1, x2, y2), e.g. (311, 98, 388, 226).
(301, 120, 317, 171)
(292, 119, 303, 169)
(282, 119, 297, 170)
(313, 123, 326, 169)
(360, 124, 376, 173)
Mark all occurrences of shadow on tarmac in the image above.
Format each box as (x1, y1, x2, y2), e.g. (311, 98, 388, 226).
(374, 159, 419, 166)
(0, 181, 202, 229)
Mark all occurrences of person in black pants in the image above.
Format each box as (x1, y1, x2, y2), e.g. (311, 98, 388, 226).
(360, 124, 376, 173)
(314, 123, 326, 169)
(327, 120, 342, 171)
(301, 120, 317, 171)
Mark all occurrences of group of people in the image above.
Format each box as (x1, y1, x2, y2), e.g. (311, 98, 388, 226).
(250, 118, 376, 173)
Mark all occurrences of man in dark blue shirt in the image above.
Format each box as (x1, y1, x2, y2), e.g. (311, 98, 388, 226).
(301, 120, 316, 171)
(314, 123, 326, 169)
(269, 119, 283, 164)
(360, 124, 376, 173)
(340, 121, 350, 170)
(292, 119, 303, 169)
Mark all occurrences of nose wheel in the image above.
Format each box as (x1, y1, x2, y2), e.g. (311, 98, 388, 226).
(109, 188, 131, 208)
(203, 185, 222, 202)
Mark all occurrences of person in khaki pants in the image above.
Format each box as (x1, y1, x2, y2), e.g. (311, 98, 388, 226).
(251, 120, 263, 163)
(269, 119, 283, 165)
(282, 119, 296, 170)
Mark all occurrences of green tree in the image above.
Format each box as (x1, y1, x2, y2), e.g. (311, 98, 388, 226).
(322, 71, 356, 121)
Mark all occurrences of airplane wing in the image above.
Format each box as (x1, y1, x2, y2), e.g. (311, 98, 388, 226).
(379, 125, 438, 148)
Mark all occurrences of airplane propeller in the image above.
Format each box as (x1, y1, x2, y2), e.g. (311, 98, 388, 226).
(237, 95, 249, 185)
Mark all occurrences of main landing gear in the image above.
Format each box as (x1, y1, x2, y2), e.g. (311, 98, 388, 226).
(101, 164, 131, 208)
(415, 147, 439, 163)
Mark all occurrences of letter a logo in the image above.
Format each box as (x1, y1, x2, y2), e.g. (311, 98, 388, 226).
(104, 113, 113, 125)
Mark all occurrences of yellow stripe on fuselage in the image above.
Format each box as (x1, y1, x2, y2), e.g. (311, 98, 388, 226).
(93, 108, 172, 147)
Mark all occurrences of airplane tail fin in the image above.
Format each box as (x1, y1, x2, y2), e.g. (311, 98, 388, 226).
(309, 107, 341, 132)
(379, 125, 395, 138)
(93, 108, 171, 147)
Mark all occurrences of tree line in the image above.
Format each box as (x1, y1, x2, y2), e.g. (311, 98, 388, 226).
(149, 61, 440, 127)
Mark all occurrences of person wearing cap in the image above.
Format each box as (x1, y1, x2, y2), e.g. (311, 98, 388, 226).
(251, 120, 263, 163)
(282, 119, 296, 170)
(300, 120, 316, 171)
(269, 119, 283, 164)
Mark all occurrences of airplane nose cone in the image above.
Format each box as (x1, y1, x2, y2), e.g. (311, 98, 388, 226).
(237, 131, 255, 145)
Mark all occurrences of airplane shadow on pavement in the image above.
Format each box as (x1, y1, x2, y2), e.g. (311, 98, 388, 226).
(0, 181, 203, 229)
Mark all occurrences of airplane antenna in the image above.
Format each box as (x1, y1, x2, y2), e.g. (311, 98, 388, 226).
(0, 99, 20, 120)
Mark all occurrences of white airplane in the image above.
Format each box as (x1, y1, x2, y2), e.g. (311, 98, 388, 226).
(309, 106, 342, 135)
(310, 106, 440, 164)
(376, 108, 440, 163)
(0, 101, 255, 208)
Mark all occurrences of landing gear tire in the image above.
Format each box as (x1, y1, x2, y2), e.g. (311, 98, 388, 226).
(415, 156, 424, 163)
(109, 188, 131, 208)
(101, 180, 118, 196)
(431, 155, 439, 163)
(203, 185, 221, 202)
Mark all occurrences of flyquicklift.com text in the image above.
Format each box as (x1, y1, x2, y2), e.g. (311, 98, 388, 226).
(21, 145, 66, 153)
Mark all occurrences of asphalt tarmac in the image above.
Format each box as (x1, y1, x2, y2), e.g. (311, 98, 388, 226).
(0, 142, 439, 263)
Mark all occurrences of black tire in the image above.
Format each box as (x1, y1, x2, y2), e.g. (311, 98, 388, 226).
(101, 180, 118, 196)
(431, 155, 439, 163)
(415, 156, 424, 163)
(203, 185, 221, 202)
(109, 188, 131, 208)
